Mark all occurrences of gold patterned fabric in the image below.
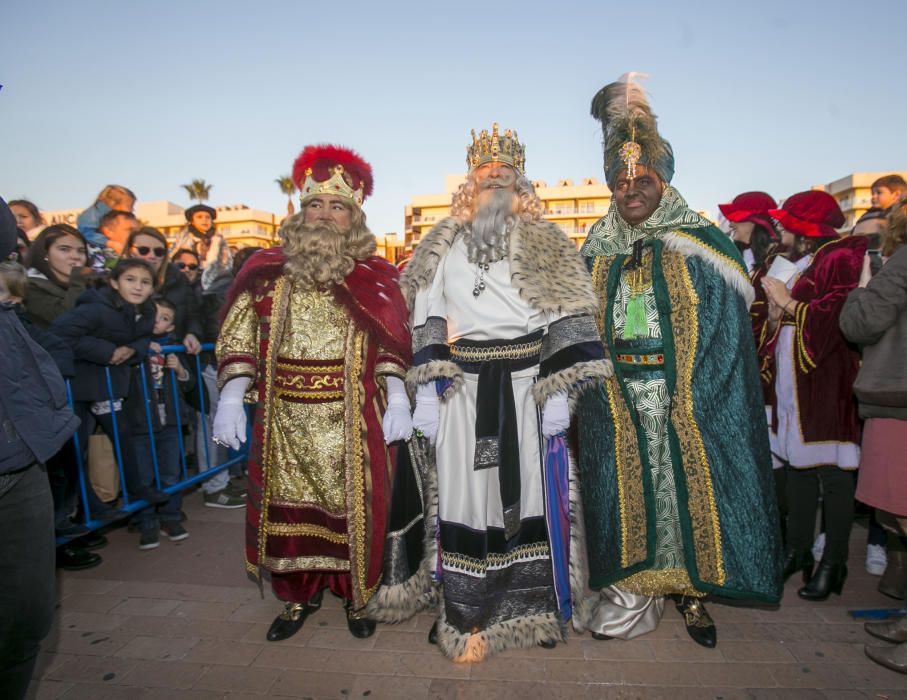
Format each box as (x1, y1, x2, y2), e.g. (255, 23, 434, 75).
(269, 290, 349, 509)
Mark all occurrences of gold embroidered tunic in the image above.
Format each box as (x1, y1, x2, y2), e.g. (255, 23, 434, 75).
(219, 286, 350, 513)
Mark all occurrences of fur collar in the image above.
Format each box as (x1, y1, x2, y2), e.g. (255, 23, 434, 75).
(400, 216, 597, 316)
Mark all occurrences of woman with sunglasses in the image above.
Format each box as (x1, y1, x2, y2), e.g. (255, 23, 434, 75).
(172, 248, 201, 286)
(124, 227, 203, 354)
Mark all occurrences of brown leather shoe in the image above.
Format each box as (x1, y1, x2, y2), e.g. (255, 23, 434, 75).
(866, 616, 907, 644)
(866, 642, 907, 673)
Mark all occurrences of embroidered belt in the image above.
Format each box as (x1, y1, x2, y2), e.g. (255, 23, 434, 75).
(450, 337, 542, 362)
(615, 352, 665, 365)
(274, 357, 344, 403)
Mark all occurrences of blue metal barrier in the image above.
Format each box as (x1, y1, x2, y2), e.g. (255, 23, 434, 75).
(57, 342, 248, 544)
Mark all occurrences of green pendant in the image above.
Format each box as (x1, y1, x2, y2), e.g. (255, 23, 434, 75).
(625, 293, 647, 339)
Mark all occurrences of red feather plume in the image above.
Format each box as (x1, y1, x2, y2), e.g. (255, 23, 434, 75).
(291, 144, 374, 199)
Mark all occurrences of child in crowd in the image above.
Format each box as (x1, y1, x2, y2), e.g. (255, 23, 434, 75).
(50, 259, 170, 514)
(871, 174, 907, 212)
(127, 298, 195, 550)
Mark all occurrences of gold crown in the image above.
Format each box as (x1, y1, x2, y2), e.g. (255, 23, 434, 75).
(300, 165, 365, 206)
(467, 122, 525, 174)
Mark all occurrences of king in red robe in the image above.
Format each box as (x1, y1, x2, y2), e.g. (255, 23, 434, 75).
(214, 145, 411, 641)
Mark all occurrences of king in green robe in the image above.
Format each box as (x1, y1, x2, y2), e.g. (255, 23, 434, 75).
(574, 75, 782, 647)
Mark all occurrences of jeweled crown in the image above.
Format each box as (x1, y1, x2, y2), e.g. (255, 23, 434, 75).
(300, 166, 365, 206)
(467, 122, 525, 174)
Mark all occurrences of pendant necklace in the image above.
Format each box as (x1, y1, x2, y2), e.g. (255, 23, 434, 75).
(473, 262, 490, 297)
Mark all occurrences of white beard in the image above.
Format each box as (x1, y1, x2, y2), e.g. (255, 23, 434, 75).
(465, 188, 513, 265)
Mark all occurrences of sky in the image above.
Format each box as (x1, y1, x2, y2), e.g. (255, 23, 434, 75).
(3, 0, 906, 235)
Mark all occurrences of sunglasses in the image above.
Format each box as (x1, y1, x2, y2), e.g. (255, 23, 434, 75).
(175, 261, 199, 271)
(135, 246, 165, 258)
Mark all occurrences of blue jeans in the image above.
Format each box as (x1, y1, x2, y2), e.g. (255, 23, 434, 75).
(132, 425, 183, 531)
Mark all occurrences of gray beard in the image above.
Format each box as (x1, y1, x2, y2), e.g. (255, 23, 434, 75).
(465, 188, 513, 265)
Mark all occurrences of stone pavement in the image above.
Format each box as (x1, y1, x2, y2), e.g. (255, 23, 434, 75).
(28, 492, 907, 700)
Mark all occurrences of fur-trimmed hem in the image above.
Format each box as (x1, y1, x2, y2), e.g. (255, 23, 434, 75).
(566, 441, 595, 633)
(365, 566, 439, 622)
(663, 231, 755, 307)
(436, 609, 565, 663)
(405, 361, 464, 402)
(367, 436, 441, 623)
(532, 359, 614, 406)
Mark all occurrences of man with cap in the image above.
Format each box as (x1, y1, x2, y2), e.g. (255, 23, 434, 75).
(367, 124, 611, 662)
(170, 203, 232, 292)
(212, 145, 412, 641)
(575, 74, 782, 648)
(759, 190, 865, 601)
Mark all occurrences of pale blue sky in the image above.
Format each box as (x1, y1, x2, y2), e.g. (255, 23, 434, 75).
(2, 0, 905, 234)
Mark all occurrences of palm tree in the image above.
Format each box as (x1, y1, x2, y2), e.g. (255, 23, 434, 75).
(276, 175, 296, 216)
(181, 179, 213, 202)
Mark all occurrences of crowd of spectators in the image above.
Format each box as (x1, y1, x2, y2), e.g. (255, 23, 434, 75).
(2, 173, 907, 688)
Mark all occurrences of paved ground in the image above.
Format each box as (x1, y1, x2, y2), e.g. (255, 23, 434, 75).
(28, 491, 907, 700)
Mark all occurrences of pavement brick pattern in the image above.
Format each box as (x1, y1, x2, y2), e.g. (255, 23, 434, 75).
(28, 495, 907, 699)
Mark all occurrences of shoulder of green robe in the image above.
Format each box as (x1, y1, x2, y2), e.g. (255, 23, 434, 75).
(662, 224, 754, 307)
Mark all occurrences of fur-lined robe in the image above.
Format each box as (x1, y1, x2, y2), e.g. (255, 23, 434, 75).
(578, 222, 783, 606)
(367, 216, 612, 661)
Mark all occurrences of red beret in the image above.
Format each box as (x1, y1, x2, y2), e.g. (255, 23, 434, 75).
(770, 191, 845, 238)
(718, 191, 778, 239)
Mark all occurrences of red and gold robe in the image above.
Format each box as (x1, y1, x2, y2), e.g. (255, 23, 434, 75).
(217, 249, 410, 609)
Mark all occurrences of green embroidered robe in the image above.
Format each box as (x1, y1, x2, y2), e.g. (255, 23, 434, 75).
(578, 222, 783, 603)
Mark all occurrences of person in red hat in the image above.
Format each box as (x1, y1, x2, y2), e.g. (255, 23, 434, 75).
(212, 145, 412, 642)
(719, 191, 780, 275)
(719, 191, 786, 529)
(759, 190, 866, 601)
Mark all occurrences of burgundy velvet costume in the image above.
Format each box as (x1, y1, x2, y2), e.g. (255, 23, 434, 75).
(758, 236, 866, 445)
(220, 248, 410, 608)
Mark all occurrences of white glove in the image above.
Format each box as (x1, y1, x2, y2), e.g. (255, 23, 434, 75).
(382, 376, 413, 444)
(213, 376, 251, 450)
(412, 382, 440, 444)
(541, 390, 570, 438)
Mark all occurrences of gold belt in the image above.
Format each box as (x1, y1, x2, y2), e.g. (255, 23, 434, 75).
(615, 352, 664, 365)
(449, 338, 543, 362)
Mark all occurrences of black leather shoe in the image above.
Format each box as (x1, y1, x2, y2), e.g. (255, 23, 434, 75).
(676, 598, 717, 648)
(266, 603, 310, 642)
(428, 620, 438, 645)
(56, 520, 91, 538)
(345, 602, 376, 638)
(798, 559, 847, 601)
(591, 632, 613, 640)
(56, 545, 102, 571)
(73, 533, 108, 551)
(782, 549, 815, 584)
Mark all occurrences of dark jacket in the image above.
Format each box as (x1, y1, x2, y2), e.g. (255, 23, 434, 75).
(0, 303, 80, 474)
(840, 245, 907, 419)
(14, 304, 74, 378)
(158, 264, 203, 342)
(126, 336, 196, 433)
(24, 269, 88, 330)
(50, 286, 154, 402)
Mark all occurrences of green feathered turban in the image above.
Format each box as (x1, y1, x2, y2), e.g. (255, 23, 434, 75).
(591, 73, 675, 189)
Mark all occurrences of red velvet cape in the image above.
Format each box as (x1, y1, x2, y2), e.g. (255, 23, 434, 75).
(222, 248, 410, 607)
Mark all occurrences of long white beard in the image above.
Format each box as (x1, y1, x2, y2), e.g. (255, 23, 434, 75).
(465, 188, 513, 265)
